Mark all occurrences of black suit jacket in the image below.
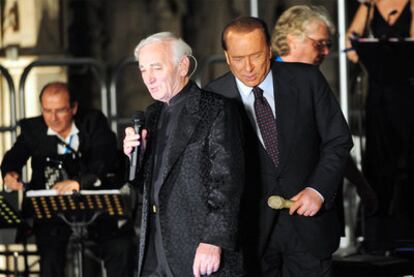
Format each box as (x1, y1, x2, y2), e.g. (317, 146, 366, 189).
(135, 82, 245, 277)
(206, 62, 353, 262)
(1, 110, 119, 190)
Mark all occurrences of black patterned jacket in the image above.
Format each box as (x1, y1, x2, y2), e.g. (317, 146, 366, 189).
(135, 81, 245, 277)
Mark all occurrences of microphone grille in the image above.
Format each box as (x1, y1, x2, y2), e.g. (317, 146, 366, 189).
(267, 195, 285, 209)
(132, 111, 145, 124)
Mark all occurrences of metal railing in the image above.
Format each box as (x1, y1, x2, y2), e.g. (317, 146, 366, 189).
(193, 54, 226, 87)
(108, 56, 137, 133)
(18, 58, 108, 120)
(0, 64, 17, 142)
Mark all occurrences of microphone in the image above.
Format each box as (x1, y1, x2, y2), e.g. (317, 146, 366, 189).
(129, 111, 145, 181)
(267, 195, 294, 210)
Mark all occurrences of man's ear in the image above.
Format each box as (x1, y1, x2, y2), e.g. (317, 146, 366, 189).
(179, 56, 191, 77)
(72, 102, 78, 115)
(267, 45, 273, 59)
(286, 34, 297, 50)
(224, 51, 231, 65)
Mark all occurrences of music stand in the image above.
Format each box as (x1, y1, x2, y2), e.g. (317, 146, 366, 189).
(351, 38, 414, 84)
(0, 195, 26, 276)
(0, 195, 23, 228)
(25, 189, 127, 277)
(351, 38, 414, 254)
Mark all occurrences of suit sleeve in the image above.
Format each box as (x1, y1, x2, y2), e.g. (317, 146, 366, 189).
(1, 121, 33, 178)
(75, 111, 119, 189)
(306, 69, 353, 208)
(201, 100, 245, 250)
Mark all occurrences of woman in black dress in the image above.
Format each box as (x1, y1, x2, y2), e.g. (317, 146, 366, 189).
(346, 0, 414, 253)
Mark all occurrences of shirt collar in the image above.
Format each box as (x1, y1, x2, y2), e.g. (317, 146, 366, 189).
(235, 70, 273, 97)
(167, 81, 191, 107)
(47, 122, 79, 141)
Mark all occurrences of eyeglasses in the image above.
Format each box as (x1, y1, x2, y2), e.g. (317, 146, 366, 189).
(42, 107, 72, 116)
(306, 36, 332, 50)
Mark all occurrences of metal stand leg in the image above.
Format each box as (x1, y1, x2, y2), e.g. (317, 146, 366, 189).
(13, 252, 19, 277)
(71, 224, 84, 277)
(58, 212, 101, 277)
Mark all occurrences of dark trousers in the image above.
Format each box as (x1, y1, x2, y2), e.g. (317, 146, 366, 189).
(141, 214, 174, 277)
(35, 223, 135, 277)
(261, 212, 332, 277)
(37, 236, 67, 277)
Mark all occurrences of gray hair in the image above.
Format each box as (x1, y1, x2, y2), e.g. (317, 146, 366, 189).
(134, 32, 192, 65)
(272, 5, 335, 56)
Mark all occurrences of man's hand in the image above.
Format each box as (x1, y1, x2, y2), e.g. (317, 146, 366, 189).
(193, 243, 221, 277)
(289, 188, 323, 216)
(123, 127, 147, 159)
(346, 50, 359, 64)
(52, 180, 80, 194)
(3, 172, 24, 191)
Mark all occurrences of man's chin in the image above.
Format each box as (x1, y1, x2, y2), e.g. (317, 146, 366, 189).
(241, 79, 259, 88)
(50, 127, 60, 132)
(149, 90, 162, 100)
(51, 127, 64, 135)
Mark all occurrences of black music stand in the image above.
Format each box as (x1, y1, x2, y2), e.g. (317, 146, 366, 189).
(25, 189, 127, 277)
(0, 194, 26, 276)
(0, 195, 23, 228)
(351, 38, 414, 255)
(351, 38, 414, 84)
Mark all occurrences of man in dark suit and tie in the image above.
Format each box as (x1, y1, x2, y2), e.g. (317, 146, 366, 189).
(206, 16, 353, 277)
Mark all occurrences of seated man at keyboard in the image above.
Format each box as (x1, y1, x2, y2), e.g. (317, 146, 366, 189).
(1, 81, 134, 277)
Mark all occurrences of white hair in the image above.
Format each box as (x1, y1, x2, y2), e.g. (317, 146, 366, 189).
(134, 32, 193, 65)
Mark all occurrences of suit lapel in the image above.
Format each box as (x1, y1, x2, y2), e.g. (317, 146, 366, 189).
(44, 136, 58, 153)
(157, 86, 201, 188)
(273, 63, 298, 177)
(219, 73, 243, 101)
(226, 75, 256, 135)
(39, 123, 59, 155)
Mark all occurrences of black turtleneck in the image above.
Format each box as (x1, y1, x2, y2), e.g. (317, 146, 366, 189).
(152, 81, 191, 203)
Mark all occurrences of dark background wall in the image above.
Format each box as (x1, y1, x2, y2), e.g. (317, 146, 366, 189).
(61, 0, 357, 117)
(1, 0, 361, 128)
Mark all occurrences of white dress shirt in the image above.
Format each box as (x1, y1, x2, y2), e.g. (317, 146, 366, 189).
(235, 70, 275, 146)
(47, 123, 80, 154)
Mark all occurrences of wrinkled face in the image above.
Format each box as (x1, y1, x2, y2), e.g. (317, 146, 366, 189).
(138, 42, 187, 103)
(224, 28, 272, 87)
(289, 21, 331, 65)
(41, 89, 77, 138)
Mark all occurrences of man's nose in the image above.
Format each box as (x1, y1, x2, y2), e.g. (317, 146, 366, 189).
(244, 58, 253, 72)
(147, 72, 156, 83)
(320, 46, 330, 56)
(51, 112, 58, 120)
